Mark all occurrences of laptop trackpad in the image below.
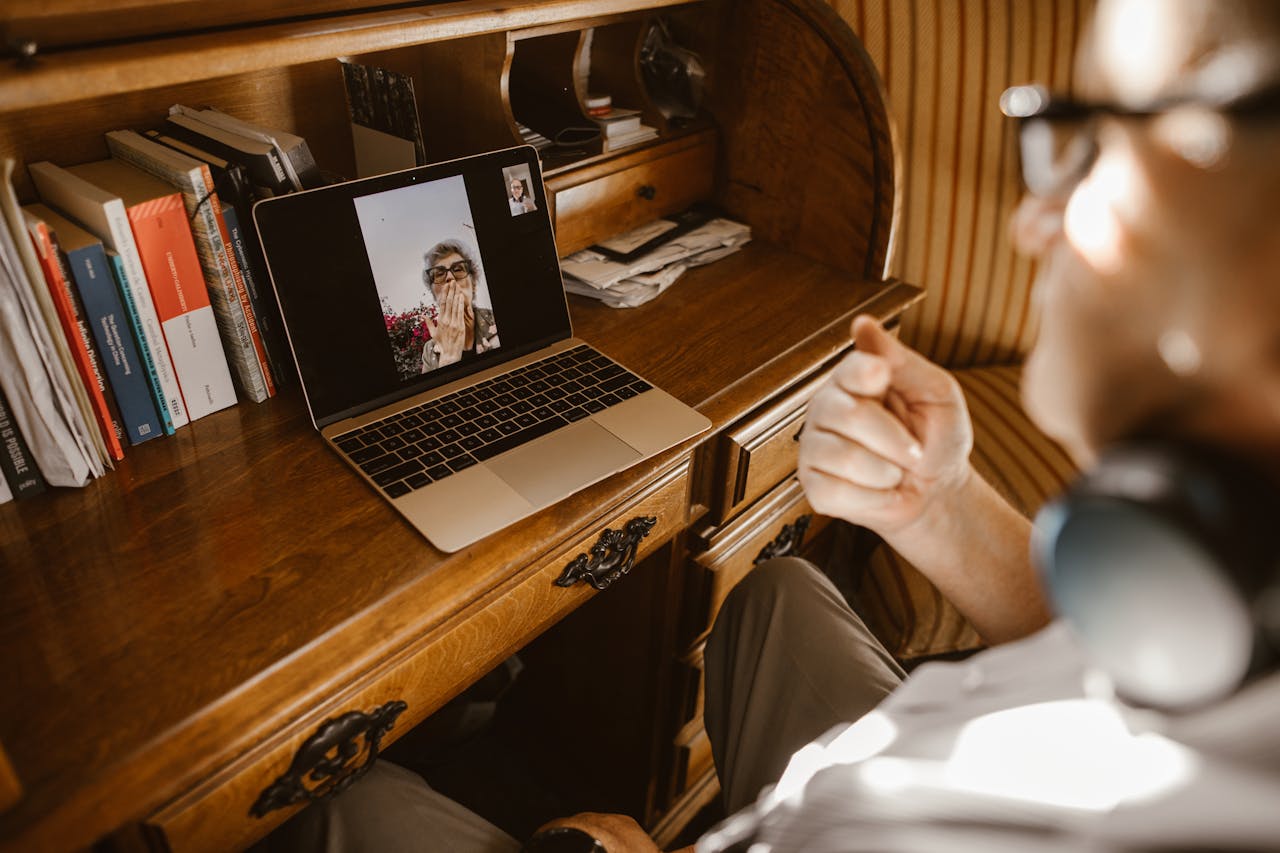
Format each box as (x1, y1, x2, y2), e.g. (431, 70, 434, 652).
(486, 420, 641, 508)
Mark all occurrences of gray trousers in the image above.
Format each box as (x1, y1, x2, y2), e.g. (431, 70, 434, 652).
(263, 557, 901, 850)
(703, 556, 906, 814)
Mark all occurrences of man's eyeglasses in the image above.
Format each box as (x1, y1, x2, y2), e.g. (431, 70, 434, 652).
(1000, 82, 1280, 197)
(425, 260, 472, 284)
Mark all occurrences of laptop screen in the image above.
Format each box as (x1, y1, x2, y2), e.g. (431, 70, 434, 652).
(254, 146, 571, 426)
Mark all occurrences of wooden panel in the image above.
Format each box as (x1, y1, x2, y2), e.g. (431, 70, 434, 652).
(685, 478, 828, 648)
(508, 29, 599, 146)
(672, 642, 706, 733)
(712, 361, 835, 524)
(695, 0, 897, 279)
(355, 33, 521, 164)
(0, 745, 19, 816)
(650, 767, 718, 847)
(2, 0, 473, 51)
(670, 720, 712, 800)
(143, 459, 692, 853)
(549, 132, 716, 255)
(587, 18, 668, 132)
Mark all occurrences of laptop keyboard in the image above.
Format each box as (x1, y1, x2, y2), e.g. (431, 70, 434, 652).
(332, 344, 653, 498)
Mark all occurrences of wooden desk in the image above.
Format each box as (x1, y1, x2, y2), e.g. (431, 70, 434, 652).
(0, 1, 915, 848)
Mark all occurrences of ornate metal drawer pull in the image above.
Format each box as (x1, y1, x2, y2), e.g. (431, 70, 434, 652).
(250, 699, 408, 818)
(554, 516, 657, 591)
(755, 514, 812, 564)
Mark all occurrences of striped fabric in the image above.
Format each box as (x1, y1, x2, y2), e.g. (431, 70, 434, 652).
(852, 364, 1076, 658)
(830, 0, 1093, 368)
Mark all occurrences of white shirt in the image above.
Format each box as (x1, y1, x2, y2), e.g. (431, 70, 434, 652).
(698, 622, 1280, 852)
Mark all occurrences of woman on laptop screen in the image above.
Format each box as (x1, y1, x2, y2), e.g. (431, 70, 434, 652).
(420, 238, 501, 373)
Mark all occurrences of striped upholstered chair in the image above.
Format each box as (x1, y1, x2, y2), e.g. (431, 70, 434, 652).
(827, 0, 1092, 658)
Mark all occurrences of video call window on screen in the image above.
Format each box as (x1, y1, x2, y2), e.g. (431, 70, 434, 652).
(354, 173, 504, 383)
(503, 164, 537, 217)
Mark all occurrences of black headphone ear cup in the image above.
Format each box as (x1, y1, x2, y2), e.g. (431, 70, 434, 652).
(1034, 443, 1272, 710)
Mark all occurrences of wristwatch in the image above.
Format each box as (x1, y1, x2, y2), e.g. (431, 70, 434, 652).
(521, 826, 607, 853)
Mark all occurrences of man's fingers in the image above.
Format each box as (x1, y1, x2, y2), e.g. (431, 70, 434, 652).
(800, 430, 906, 490)
(806, 390, 923, 470)
(830, 350, 892, 400)
(850, 315, 953, 399)
(797, 466, 902, 520)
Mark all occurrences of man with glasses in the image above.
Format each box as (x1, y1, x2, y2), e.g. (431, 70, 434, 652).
(695, 0, 1280, 849)
(421, 239, 501, 373)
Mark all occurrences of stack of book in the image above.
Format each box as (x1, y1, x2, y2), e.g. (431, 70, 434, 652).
(0, 105, 323, 504)
(593, 108, 659, 152)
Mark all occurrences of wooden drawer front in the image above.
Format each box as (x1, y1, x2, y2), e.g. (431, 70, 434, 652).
(714, 362, 836, 525)
(547, 132, 717, 257)
(683, 478, 828, 649)
(671, 720, 713, 800)
(671, 642, 707, 734)
(144, 460, 692, 853)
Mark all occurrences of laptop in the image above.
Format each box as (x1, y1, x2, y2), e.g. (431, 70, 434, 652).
(253, 146, 710, 553)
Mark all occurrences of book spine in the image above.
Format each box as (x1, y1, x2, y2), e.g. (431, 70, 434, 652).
(162, 117, 290, 197)
(0, 384, 48, 499)
(106, 201, 189, 429)
(106, 135, 269, 403)
(211, 201, 274, 399)
(107, 250, 176, 435)
(127, 195, 237, 420)
(31, 222, 128, 461)
(67, 243, 163, 445)
(221, 203, 293, 386)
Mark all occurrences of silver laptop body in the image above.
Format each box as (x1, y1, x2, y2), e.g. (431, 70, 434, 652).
(254, 146, 709, 552)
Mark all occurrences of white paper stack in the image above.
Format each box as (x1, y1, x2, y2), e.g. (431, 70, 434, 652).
(561, 217, 751, 308)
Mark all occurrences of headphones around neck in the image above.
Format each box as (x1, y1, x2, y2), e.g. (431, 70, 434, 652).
(1033, 441, 1280, 711)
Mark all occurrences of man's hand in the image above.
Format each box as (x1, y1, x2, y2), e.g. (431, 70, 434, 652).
(798, 315, 973, 536)
(532, 812, 662, 852)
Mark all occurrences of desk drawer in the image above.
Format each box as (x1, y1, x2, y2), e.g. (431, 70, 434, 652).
(547, 131, 716, 257)
(683, 478, 828, 650)
(143, 460, 692, 853)
(671, 719, 713, 800)
(713, 362, 835, 525)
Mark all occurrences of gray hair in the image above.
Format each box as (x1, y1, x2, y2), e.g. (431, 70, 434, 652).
(423, 239, 482, 295)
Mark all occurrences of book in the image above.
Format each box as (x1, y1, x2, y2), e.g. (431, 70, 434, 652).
(35, 205, 163, 445)
(173, 104, 325, 190)
(29, 160, 187, 432)
(220, 201, 293, 386)
(602, 123, 659, 152)
(0, 384, 48, 499)
(340, 61, 427, 178)
(593, 108, 643, 138)
(104, 248, 176, 435)
(1, 160, 99, 486)
(23, 204, 127, 461)
(106, 129, 273, 403)
(143, 129, 292, 388)
(162, 112, 294, 198)
(68, 159, 237, 421)
(142, 129, 257, 218)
